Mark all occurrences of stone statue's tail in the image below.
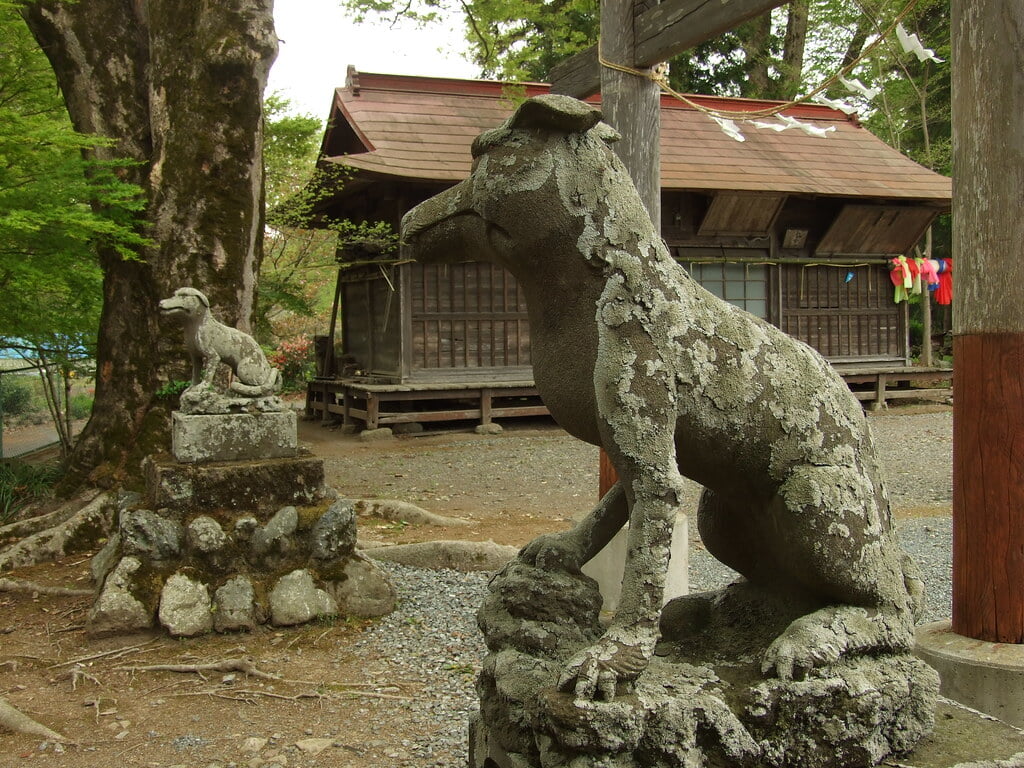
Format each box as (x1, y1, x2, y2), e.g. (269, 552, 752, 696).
(229, 368, 282, 397)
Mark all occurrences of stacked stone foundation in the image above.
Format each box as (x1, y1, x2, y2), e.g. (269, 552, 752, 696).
(87, 410, 395, 636)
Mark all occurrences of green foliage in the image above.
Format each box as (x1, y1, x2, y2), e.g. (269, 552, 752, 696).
(0, 460, 63, 523)
(68, 392, 94, 420)
(256, 94, 398, 346)
(0, 377, 33, 416)
(0, 7, 149, 379)
(155, 380, 191, 399)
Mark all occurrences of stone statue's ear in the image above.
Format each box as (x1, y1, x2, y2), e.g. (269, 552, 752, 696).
(508, 95, 603, 135)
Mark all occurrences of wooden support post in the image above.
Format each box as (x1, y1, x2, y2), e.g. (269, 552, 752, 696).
(596, 0, 662, 495)
(366, 393, 379, 430)
(872, 373, 887, 411)
(320, 382, 333, 425)
(600, 0, 662, 225)
(950, 0, 1024, 643)
(325, 267, 343, 379)
(481, 388, 493, 425)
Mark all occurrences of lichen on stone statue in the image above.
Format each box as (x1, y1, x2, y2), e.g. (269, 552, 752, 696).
(159, 286, 285, 414)
(402, 94, 938, 767)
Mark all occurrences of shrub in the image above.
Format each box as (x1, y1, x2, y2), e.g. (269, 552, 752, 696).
(268, 336, 314, 392)
(0, 376, 34, 416)
(0, 461, 63, 523)
(69, 393, 94, 420)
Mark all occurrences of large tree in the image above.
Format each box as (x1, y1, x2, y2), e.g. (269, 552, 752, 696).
(18, 0, 277, 487)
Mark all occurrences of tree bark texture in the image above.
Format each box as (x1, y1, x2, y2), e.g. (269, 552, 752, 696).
(779, 0, 808, 100)
(21, 0, 277, 487)
(950, 0, 1024, 642)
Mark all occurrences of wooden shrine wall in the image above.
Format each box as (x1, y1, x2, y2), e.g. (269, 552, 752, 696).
(407, 262, 533, 381)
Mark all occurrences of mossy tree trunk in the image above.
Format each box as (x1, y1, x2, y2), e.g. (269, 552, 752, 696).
(20, 0, 277, 487)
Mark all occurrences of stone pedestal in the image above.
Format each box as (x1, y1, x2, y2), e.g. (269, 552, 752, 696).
(474, 561, 940, 768)
(172, 410, 297, 463)
(86, 409, 395, 637)
(143, 453, 325, 512)
(916, 620, 1024, 728)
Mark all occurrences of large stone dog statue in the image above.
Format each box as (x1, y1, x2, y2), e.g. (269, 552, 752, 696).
(159, 287, 282, 407)
(401, 95, 922, 701)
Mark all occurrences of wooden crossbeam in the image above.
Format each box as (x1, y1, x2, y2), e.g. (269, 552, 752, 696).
(551, 0, 789, 98)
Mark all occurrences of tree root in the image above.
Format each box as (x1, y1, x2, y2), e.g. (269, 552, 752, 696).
(353, 498, 471, 527)
(115, 658, 281, 680)
(0, 578, 94, 597)
(0, 490, 104, 541)
(0, 492, 112, 573)
(0, 696, 66, 741)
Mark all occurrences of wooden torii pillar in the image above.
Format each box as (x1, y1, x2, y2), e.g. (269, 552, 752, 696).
(550, 0, 787, 496)
(950, 0, 1024, 644)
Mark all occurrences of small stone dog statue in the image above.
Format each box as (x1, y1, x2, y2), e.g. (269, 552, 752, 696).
(159, 287, 282, 413)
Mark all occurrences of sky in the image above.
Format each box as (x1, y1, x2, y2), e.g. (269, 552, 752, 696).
(268, 0, 480, 119)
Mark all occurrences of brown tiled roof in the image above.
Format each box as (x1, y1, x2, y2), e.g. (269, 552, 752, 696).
(321, 70, 951, 205)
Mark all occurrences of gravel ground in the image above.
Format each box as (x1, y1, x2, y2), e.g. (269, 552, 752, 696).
(350, 406, 954, 768)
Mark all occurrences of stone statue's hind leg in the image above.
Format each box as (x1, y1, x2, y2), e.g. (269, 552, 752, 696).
(756, 463, 917, 679)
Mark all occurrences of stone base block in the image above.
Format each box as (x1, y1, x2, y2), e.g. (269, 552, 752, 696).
(916, 620, 1024, 728)
(172, 410, 297, 463)
(472, 699, 1024, 768)
(143, 453, 325, 513)
(476, 564, 940, 768)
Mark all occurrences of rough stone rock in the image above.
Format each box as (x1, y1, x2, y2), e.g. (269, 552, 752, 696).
(294, 738, 334, 755)
(213, 575, 258, 632)
(353, 499, 471, 527)
(90, 533, 122, 584)
(187, 516, 227, 554)
(119, 509, 183, 562)
(323, 555, 396, 618)
(309, 500, 356, 561)
(358, 427, 393, 441)
(241, 736, 268, 753)
(475, 423, 503, 435)
(158, 573, 213, 637)
(87, 556, 152, 635)
(250, 506, 298, 563)
(269, 569, 337, 626)
(234, 516, 258, 539)
(474, 562, 939, 768)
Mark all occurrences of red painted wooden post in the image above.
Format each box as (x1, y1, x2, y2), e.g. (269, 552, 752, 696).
(952, 335, 1024, 641)
(950, 0, 1024, 642)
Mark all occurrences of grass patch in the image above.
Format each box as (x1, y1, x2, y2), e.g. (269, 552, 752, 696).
(0, 460, 63, 524)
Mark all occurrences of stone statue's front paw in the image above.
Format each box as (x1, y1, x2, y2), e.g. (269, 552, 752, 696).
(557, 629, 654, 700)
(519, 532, 584, 573)
(761, 628, 843, 680)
